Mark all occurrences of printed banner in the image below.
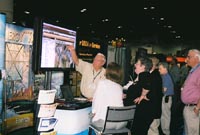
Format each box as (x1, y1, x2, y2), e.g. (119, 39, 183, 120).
(4, 23, 34, 133)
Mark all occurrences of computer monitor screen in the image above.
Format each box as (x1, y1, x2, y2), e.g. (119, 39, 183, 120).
(33, 18, 77, 72)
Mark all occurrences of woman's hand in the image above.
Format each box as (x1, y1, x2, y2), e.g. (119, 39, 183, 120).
(134, 95, 149, 104)
(87, 98, 93, 102)
(122, 94, 127, 99)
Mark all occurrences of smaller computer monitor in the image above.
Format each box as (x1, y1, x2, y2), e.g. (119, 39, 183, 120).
(60, 85, 74, 101)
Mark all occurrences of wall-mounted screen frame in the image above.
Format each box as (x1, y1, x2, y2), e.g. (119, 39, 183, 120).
(33, 18, 76, 72)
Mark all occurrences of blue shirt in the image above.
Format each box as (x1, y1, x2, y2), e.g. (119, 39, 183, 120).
(162, 73, 174, 96)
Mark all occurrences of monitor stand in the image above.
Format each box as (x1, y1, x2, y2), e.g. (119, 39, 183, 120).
(60, 70, 74, 102)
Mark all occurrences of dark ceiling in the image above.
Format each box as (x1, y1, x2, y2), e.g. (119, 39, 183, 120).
(13, 0, 200, 43)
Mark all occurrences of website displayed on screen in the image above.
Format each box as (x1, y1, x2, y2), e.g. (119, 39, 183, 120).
(40, 22, 76, 70)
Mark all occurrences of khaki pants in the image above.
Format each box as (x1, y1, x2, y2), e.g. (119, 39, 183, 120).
(183, 106, 199, 135)
(161, 96, 172, 135)
(148, 119, 160, 135)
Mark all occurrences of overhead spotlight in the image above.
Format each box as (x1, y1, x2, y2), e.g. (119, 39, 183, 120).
(168, 25, 172, 28)
(108, 40, 112, 43)
(80, 8, 87, 13)
(104, 19, 109, 22)
(170, 30, 176, 33)
(24, 11, 30, 14)
(102, 19, 109, 22)
(160, 18, 164, 21)
(117, 26, 122, 29)
(144, 7, 148, 10)
(150, 6, 155, 10)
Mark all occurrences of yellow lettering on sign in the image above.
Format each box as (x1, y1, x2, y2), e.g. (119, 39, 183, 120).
(79, 40, 100, 49)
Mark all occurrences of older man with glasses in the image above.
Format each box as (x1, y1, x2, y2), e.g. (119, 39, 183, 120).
(67, 45, 106, 101)
(181, 49, 200, 135)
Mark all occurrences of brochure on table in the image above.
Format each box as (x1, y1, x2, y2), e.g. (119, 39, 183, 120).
(37, 89, 58, 134)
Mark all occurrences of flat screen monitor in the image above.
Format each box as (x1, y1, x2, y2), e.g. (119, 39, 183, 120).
(34, 18, 77, 71)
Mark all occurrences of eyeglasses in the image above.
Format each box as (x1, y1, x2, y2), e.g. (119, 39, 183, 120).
(187, 55, 195, 59)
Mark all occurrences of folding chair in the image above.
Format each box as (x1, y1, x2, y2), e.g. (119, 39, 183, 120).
(89, 105, 136, 135)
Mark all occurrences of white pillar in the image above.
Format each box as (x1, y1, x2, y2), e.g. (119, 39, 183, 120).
(0, 0, 13, 23)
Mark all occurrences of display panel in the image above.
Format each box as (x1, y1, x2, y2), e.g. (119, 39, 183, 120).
(33, 18, 76, 72)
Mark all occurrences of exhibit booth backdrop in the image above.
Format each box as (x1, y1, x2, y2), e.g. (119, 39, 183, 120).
(1, 16, 65, 134)
(2, 21, 34, 133)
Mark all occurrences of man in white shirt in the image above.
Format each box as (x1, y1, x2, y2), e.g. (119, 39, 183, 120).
(67, 45, 106, 100)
